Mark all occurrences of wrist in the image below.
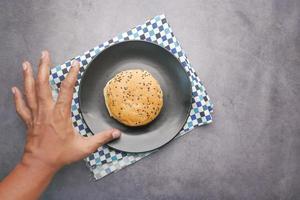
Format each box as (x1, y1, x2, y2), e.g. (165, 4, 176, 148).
(20, 154, 60, 175)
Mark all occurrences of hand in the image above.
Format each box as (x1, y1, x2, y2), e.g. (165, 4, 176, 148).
(12, 51, 121, 171)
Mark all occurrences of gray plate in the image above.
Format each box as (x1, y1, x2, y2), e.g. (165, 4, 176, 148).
(79, 40, 192, 153)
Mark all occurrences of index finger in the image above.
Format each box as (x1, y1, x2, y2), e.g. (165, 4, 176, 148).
(55, 60, 80, 114)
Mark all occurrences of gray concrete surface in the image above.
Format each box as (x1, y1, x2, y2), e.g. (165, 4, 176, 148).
(0, 0, 299, 199)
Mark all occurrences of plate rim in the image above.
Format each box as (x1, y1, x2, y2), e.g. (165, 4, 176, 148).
(78, 40, 192, 153)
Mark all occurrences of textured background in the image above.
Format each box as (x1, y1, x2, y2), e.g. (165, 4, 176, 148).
(0, 0, 299, 199)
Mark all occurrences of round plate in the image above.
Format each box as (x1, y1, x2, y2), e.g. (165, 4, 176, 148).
(79, 40, 192, 153)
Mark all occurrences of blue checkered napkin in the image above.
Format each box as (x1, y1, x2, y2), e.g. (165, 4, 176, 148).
(49, 14, 213, 180)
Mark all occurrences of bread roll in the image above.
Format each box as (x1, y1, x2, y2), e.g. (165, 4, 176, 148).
(103, 69, 163, 126)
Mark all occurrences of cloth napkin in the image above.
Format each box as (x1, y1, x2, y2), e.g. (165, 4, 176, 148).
(49, 14, 213, 180)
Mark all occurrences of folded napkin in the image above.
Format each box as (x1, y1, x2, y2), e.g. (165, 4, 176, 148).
(49, 14, 213, 180)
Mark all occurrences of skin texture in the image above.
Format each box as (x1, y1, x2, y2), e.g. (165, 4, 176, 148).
(0, 51, 121, 200)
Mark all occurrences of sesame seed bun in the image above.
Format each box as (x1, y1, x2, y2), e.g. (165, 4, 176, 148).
(103, 69, 163, 126)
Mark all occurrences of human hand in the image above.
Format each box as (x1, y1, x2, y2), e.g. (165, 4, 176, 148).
(12, 51, 121, 172)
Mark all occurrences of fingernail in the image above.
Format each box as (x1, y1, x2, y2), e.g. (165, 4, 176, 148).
(41, 50, 47, 58)
(11, 87, 16, 94)
(22, 62, 27, 71)
(72, 60, 80, 68)
(112, 129, 121, 139)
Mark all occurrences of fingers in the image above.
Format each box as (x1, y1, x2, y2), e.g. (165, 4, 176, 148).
(36, 50, 53, 106)
(23, 61, 37, 114)
(55, 61, 80, 113)
(12, 87, 32, 126)
(82, 129, 121, 153)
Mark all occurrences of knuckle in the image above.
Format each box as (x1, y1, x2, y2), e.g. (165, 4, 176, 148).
(102, 133, 112, 140)
(98, 136, 111, 145)
(37, 75, 49, 85)
(69, 70, 78, 79)
(24, 92, 31, 101)
(61, 80, 72, 90)
(37, 77, 46, 85)
(36, 93, 47, 102)
(25, 118, 33, 128)
(15, 103, 22, 112)
(15, 106, 22, 114)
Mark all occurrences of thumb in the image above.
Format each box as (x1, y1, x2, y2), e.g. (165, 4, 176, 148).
(83, 128, 121, 153)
